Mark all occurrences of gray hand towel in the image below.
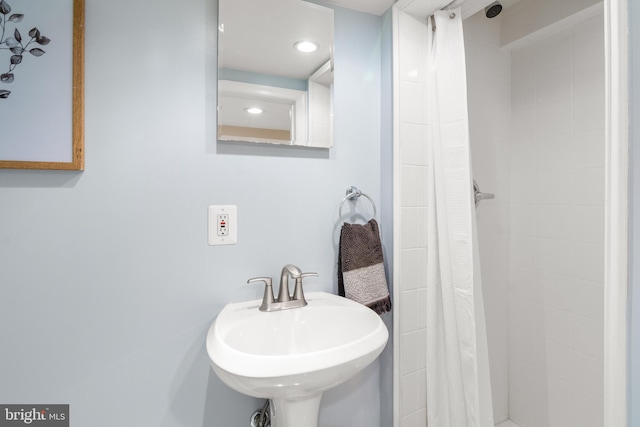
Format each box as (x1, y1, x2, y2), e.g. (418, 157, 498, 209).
(338, 219, 392, 314)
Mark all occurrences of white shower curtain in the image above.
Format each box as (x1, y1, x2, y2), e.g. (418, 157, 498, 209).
(425, 8, 494, 427)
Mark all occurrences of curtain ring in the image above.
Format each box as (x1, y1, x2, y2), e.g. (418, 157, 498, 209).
(449, 11, 456, 19)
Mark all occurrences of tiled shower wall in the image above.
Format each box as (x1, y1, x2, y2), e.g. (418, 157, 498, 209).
(464, 11, 512, 423)
(395, 4, 605, 427)
(396, 10, 429, 426)
(395, 9, 511, 425)
(507, 10, 605, 427)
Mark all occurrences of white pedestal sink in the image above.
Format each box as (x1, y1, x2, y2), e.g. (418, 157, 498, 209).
(206, 291, 389, 427)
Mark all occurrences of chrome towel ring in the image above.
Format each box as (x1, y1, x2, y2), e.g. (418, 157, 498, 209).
(338, 186, 377, 222)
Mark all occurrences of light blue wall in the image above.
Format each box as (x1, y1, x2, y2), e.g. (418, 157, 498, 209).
(0, 0, 390, 426)
(218, 68, 308, 91)
(629, 1, 640, 425)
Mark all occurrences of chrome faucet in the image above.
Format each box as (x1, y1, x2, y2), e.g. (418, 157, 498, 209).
(247, 264, 318, 312)
(277, 264, 302, 302)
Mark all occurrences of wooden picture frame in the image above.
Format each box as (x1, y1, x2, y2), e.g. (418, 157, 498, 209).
(0, 0, 84, 170)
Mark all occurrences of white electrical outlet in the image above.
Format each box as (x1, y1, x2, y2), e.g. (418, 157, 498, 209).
(208, 205, 237, 245)
(217, 214, 229, 236)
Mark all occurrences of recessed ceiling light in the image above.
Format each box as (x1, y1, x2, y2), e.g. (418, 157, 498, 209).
(245, 107, 263, 114)
(294, 41, 319, 53)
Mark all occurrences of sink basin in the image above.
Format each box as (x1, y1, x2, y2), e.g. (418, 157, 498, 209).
(206, 291, 388, 427)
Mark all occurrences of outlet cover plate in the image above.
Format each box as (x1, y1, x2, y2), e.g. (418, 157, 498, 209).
(208, 205, 237, 245)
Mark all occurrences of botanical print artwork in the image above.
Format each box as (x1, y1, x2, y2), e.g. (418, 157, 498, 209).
(0, 0, 50, 99)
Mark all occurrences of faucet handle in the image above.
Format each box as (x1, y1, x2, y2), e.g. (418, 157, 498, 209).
(247, 277, 275, 311)
(292, 272, 318, 303)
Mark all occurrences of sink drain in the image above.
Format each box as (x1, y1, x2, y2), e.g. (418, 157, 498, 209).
(250, 400, 271, 427)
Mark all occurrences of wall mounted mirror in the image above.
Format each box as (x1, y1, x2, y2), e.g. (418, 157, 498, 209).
(217, 0, 334, 148)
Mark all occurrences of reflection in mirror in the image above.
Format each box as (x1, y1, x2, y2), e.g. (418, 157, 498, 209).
(218, 0, 334, 148)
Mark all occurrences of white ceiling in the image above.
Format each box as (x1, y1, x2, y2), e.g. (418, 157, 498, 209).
(219, 0, 333, 80)
(325, 0, 522, 17)
(321, 0, 395, 16)
(218, 0, 525, 82)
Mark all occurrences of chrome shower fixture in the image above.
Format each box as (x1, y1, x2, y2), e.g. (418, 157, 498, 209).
(485, 1, 502, 18)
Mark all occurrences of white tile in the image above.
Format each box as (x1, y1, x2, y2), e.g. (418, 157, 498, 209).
(572, 315, 604, 360)
(510, 203, 537, 236)
(535, 30, 572, 72)
(537, 170, 572, 206)
(492, 392, 509, 426)
(510, 265, 537, 301)
(417, 327, 426, 370)
(571, 205, 604, 244)
(465, 39, 510, 82)
(399, 38, 423, 84)
(401, 331, 419, 375)
(541, 340, 573, 383)
(488, 326, 509, 399)
(481, 253, 510, 300)
(570, 386, 603, 427)
(416, 207, 427, 248)
(572, 54, 605, 104)
(399, 81, 427, 125)
(401, 208, 418, 249)
(571, 278, 604, 322)
(511, 172, 537, 204)
(536, 133, 573, 171)
(572, 11, 605, 61)
(535, 409, 572, 427)
(537, 271, 572, 312)
(510, 141, 537, 173)
(510, 296, 539, 336)
(401, 290, 418, 332)
(416, 288, 427, 329)
(536, 238, 572, 276)
(572, 168, 605, 206)
(509, 358, 536, 393)
(511, 106, 536, 145)
(511, 75, 536, 143)
(485, 294, 508, 331)
(400, 123, 427, 166)
(572, 88, 605, 132)
(400, 249, 418, 290)
(511, 44, 537, 79)
(510, 329, 540, 368)
(400, 372, 419, 416)
(572, 128, 605, 169)
(401, 409, 426, 427)
(416, 247, 427, 288)
(536, 100, 572, 140)
(571, 242, 604, 283)
(416, 368, 426, 409)
(541, 306, 572, 345)
(401, 166, 418, 207)
(536, 64, 572, 109)
(536, 205, 572, 241)
(571, 350, 603, 397)
(399, 12, 425, 44)
(416, 166, 428, 207)
(536, 374, 573, 420)
(488, 324, 508, 361)
(511, 72, 536, 110)
(510, 235, 536, 269)
(509, 386, 536, 427)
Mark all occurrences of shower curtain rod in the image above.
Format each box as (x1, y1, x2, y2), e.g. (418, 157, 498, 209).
(430, 1, 459, 32)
